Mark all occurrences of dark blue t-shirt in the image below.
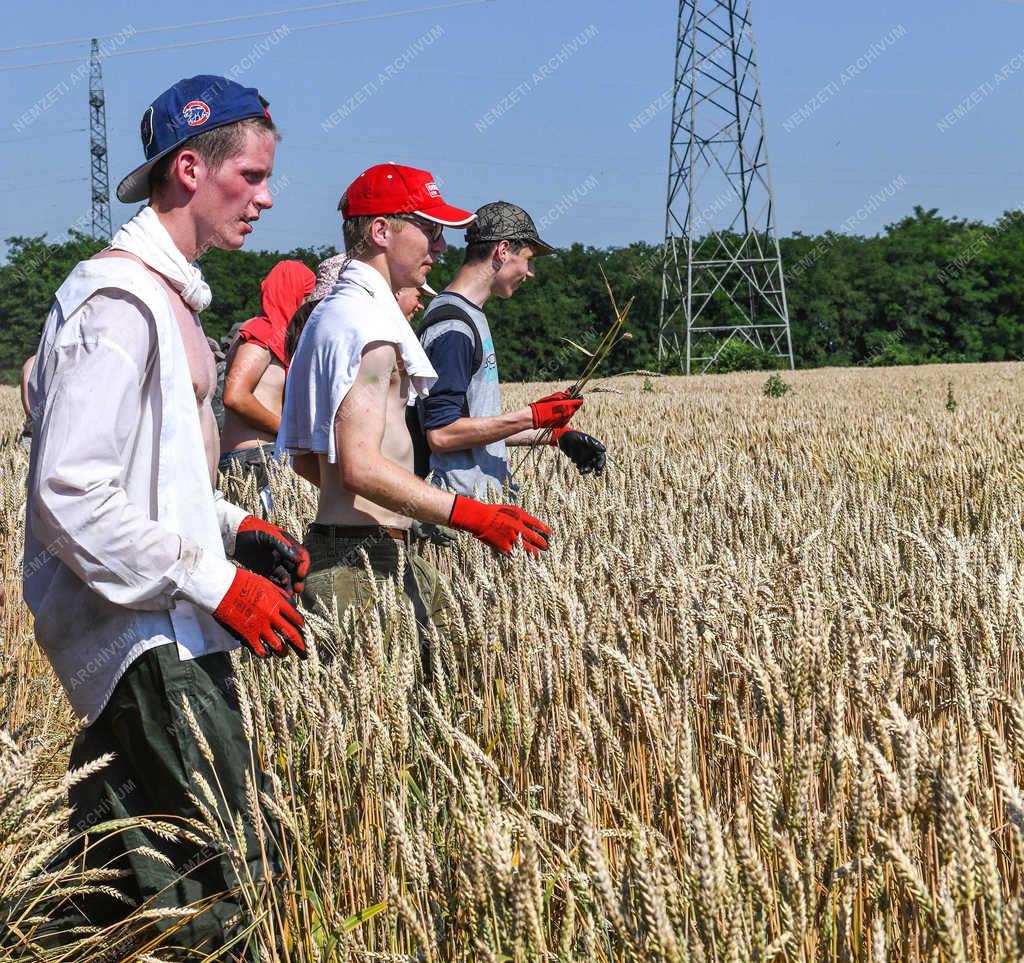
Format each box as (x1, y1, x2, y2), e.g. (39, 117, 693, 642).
(420, 331, 474, 430)
(417, 292, 511, 496)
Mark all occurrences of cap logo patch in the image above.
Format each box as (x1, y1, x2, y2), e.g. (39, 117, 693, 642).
(182, 100, 211, 127)
(424, 181, 440, 198)
(140, 106, 154, 149)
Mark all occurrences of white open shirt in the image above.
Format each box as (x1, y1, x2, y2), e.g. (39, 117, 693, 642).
(24, 257, 246, 725)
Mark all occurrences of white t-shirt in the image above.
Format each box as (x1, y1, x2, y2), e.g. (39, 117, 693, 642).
(279, 258, 437, 463)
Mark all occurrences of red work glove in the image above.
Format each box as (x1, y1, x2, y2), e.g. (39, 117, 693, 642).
(448, 495, 551, 556)
(233, 516, 310, 594)
(529, 390, 583, 430)
(548, 427, 570, 445)
(213, 568, 307, 659)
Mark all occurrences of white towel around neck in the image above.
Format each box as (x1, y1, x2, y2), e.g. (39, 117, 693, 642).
(109, 206, 212, 312)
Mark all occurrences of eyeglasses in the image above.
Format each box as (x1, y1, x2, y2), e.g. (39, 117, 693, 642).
(392, 214, 444, 243)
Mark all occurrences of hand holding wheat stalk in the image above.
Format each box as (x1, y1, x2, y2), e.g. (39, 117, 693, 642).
(565, 265, 635, 398)
(516, 267, 633, 475)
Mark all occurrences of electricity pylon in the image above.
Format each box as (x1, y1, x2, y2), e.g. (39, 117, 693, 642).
(88, 38, 112, 241)
(658, 0, 794, 374)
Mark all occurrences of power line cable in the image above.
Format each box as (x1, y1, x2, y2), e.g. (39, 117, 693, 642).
(286, 142, 660, 177)
(0, 128, 87, 145)
(0, 0, 373, 54)
(0, 0, 494, 72)
(0, 175, 89, 190)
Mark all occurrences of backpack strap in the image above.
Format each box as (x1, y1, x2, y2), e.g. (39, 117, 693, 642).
(416, 302, 483, 376)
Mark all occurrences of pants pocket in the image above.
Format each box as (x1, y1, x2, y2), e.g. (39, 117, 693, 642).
(300, 570, 335, 617)
(302, 564, 375, 621)
(410, 554, 454, 628)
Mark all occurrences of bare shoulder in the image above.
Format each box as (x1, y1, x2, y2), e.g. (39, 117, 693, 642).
(355, 340, 400, 383)
(227, 339, 273, 372)
(336, 341, 400, 426)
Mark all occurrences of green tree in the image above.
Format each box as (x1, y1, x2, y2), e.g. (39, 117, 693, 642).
(6, 207, 1024, 383)
(0, 232, 105, 382)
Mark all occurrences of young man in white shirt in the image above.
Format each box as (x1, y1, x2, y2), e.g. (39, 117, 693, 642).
(280, 165, 561, 670)
(25, 75, 308, 953)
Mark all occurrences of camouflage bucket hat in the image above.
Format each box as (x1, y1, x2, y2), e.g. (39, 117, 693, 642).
(465, 201, 556, 256)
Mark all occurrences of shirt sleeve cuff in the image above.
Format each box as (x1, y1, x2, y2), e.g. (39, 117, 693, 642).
(212, 491, 250, 555)
(176, 540, 238, 613)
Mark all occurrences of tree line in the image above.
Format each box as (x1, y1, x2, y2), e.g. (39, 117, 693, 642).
(2, 206, 1022, 384)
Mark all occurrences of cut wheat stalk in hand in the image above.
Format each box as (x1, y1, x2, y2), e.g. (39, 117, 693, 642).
(515, 267, 633, 476)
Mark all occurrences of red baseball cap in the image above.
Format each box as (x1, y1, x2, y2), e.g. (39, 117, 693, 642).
(339, 163, 475, 227)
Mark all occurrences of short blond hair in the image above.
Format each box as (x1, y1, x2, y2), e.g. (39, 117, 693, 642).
(339, 196, 405, 259)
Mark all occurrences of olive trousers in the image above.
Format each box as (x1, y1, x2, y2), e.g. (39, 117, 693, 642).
(300, 526, 453, 672)
(65, 643, 281, 955)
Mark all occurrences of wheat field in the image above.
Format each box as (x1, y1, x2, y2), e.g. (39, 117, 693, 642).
(3, 364, 1024, 961)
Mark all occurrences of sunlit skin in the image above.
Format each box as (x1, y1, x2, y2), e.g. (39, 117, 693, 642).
(362, 215, 446, 292)
(491, 242, 537, 299)
(220, 341, 286, 450)
(20, 355, 34, 419)
(395, 287, 425, 321)
(148, 127, 276, 260)
(301, 212, 457, 528)
(441, 240, 538, 307)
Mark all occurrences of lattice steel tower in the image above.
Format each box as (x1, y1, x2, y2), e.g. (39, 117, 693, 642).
(88, 38, 112, 241)
(658, 0, 793, 373)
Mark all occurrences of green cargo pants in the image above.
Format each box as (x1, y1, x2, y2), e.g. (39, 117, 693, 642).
(300, 525, 454, 671)
(64, 643, 281, 955)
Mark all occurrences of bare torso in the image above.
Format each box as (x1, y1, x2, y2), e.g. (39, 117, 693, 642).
(315, 350, 414, 529)
(95, 250, 220, 484)
(219, 338, 286, 452)
(176, 306, 220, 486)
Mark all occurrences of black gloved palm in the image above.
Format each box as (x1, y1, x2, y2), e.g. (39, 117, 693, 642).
(556, 430, 606, 476)
(233, 516, 310, 594)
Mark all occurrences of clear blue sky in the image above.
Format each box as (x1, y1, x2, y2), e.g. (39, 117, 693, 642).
(2, 0, 1023, 257)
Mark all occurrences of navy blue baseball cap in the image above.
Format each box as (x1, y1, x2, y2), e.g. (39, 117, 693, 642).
(116, 74, 272, 204)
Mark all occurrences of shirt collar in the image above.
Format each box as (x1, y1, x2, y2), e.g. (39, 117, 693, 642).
(340, 258, 412, 328)
(341, 258, 393, 301)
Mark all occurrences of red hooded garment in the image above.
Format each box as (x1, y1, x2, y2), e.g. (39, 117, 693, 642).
(236, 260, 315, 369)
